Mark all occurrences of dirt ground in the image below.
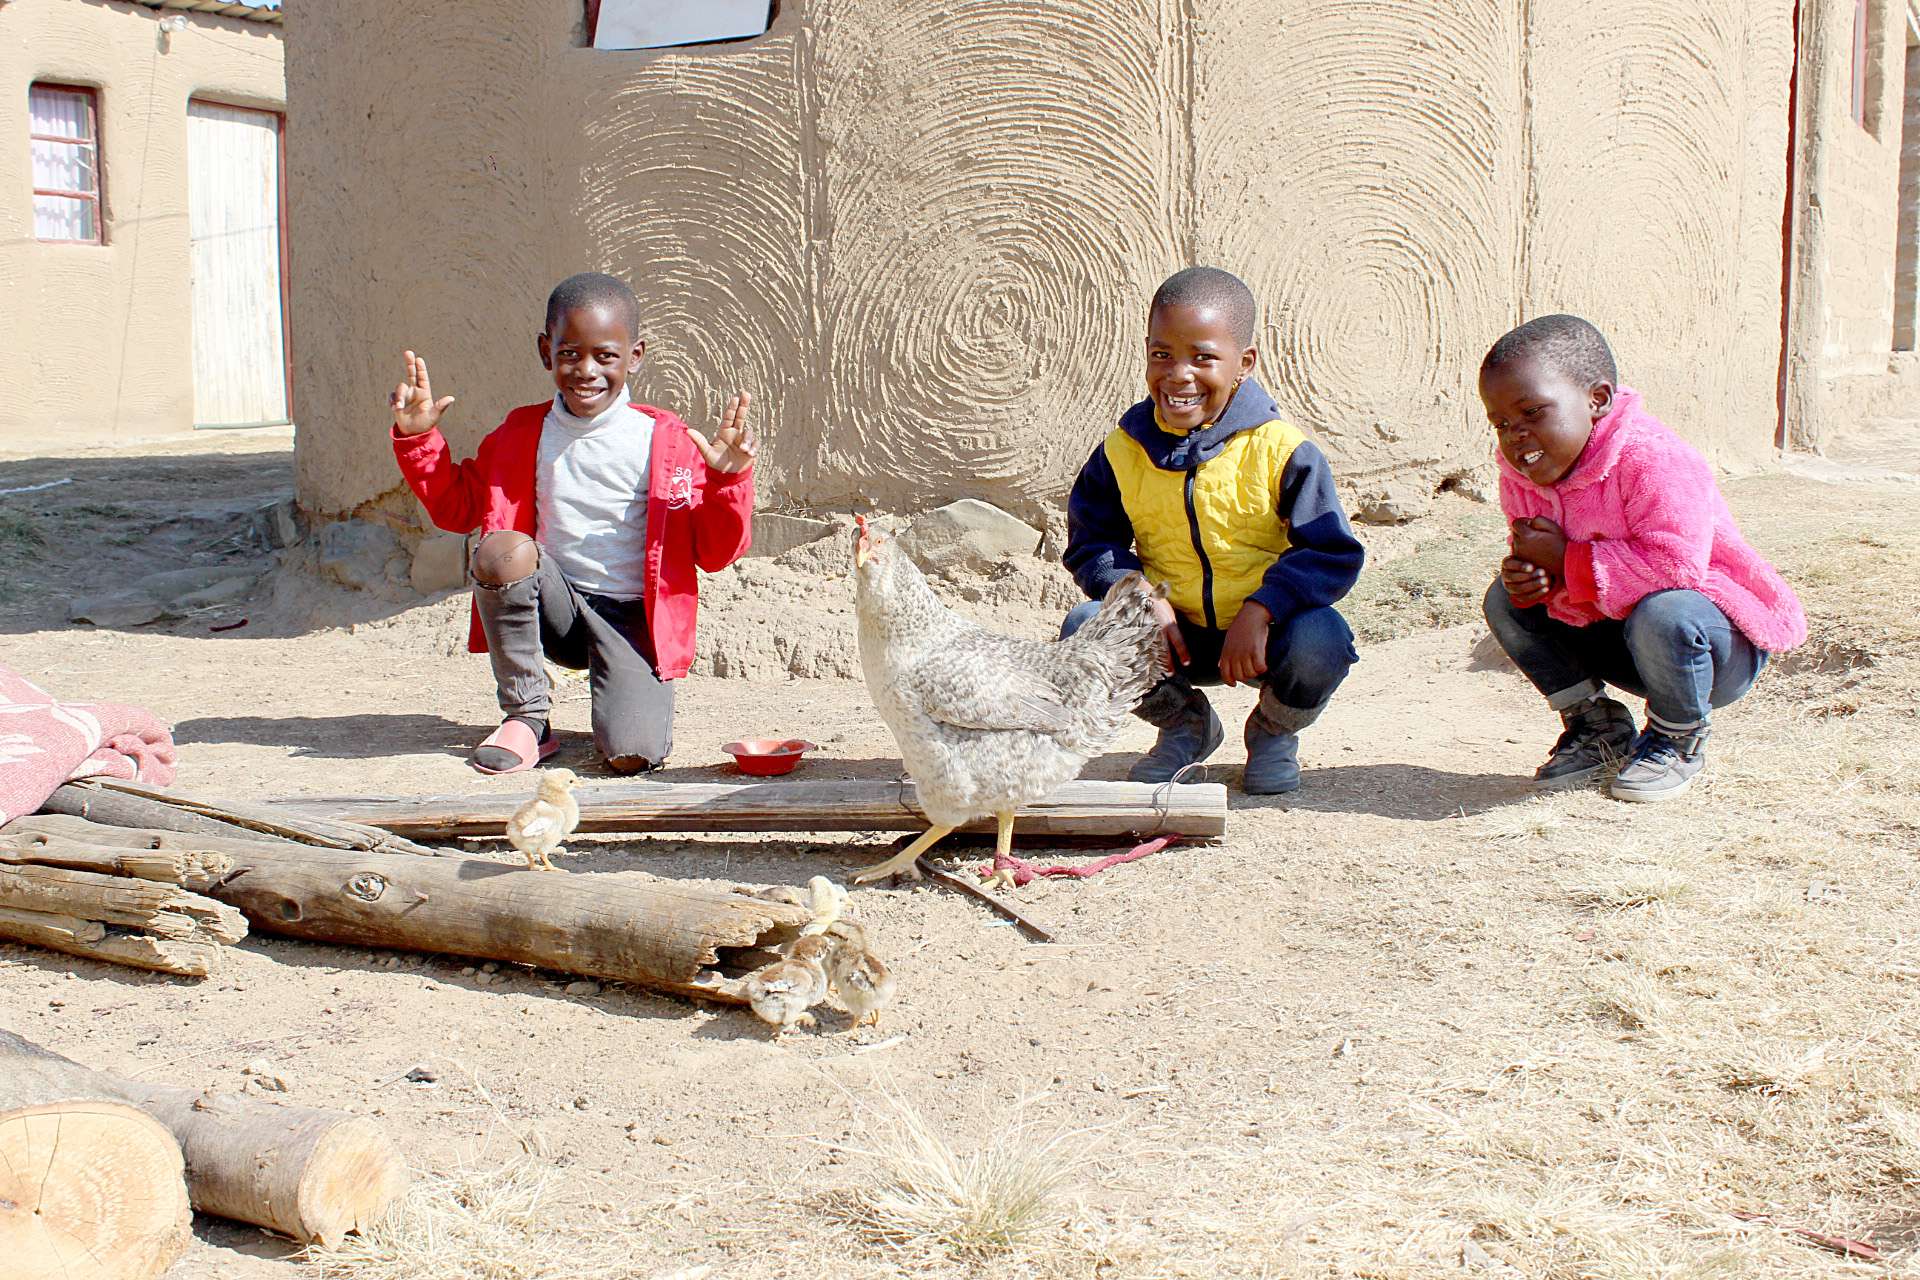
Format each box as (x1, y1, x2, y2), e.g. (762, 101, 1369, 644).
(1, 427, 1918, 1278)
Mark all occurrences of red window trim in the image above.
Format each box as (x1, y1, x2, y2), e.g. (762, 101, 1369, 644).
(29, 82, 104, 245)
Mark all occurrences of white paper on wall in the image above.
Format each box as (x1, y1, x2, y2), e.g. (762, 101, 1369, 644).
(591, 0, 772, 50)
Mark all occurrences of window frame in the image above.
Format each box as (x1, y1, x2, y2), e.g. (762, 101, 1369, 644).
(29, 81, 105, 245)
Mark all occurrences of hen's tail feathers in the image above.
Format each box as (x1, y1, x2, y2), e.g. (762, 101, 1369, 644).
(1068, 571, 1170, 706)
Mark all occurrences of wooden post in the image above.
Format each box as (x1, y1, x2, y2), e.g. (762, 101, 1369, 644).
(273, 778, 1230, 841)
(43, 777, 443, 857)
(0, 1030, 192, 1280)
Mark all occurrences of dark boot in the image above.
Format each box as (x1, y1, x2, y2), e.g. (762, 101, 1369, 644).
(1242, 689, 1325, 795)
(1129, 678, 1224, 783)
(1534, 696, 1638, 789)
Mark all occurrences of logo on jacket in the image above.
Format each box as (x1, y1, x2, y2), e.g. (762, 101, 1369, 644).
(664, 465, 696, 510)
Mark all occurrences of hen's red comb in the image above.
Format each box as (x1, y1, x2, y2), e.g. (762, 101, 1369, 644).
(854, 514, 869, 534)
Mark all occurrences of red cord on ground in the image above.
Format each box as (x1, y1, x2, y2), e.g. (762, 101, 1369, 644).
(978, 835, 1180, 888)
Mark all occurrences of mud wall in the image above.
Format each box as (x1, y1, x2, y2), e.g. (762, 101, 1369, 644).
(0, 0, 284, 451)
(291, 0, 1798, 521)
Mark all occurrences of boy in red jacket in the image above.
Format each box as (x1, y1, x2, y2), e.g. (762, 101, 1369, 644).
(388, 272, 756, 775)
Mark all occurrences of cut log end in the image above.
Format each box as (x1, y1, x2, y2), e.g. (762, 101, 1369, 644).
(0, 1101, 192, 1280)
(296, 1117, 410, 1246)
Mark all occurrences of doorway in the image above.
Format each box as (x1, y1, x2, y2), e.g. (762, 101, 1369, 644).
(187, 100, 290, 429)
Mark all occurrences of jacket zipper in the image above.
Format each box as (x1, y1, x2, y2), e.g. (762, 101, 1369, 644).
(1183, 469, 1218, 630)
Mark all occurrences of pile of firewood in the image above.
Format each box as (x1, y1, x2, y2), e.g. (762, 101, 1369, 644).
(0, 843, 247, 976)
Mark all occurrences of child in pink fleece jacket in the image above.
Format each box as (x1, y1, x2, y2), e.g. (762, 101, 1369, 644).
(1479, 315, 1806, 802)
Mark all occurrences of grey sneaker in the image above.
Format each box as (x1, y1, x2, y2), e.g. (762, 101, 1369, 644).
(1130, 682, 1224, 784)
(1533, 696, 1637, 790)
(1609, 728, 1708, 803)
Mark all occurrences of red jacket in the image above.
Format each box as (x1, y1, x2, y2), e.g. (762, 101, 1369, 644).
(391, 402, 754, 680)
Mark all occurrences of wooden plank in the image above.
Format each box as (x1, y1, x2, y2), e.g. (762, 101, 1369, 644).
(0, 906, 222, 977)
(273, 779, 1228, 841)
(0, 864, 247, 944)
(43, 778, 444, 857)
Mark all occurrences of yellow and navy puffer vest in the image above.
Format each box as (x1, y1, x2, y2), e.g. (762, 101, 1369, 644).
(1064, 378, 1364, 630)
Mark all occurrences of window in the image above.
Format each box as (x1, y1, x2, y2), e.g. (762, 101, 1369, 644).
(29, 83, 102, 243)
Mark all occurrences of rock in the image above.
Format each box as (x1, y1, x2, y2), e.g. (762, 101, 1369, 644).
(318, 519, 407, 592)
(564, 980, 601, 997)
(899, 499, 1040, 572)
(68, 563, 264, 627)
(250, 494, 303, 549)
(748, 512, 836, 559)
(241, 1058, 289, 1092)
(409, 532, 469, 594)
(1353, 483, 1431, 526)
(402, 1065, 438, 1084)
(1466, 628, 1517, 674)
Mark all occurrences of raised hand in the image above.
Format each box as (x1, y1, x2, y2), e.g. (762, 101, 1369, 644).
(390, 350, 455, 436)
(685, 392, 757, 473)
(1509, 516, 1567, 576)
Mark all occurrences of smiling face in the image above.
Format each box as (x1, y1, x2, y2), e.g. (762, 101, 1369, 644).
(1145, 303, 1257, 433)
(1480, 354, 1613, 486)
(538, 304, 645, 418)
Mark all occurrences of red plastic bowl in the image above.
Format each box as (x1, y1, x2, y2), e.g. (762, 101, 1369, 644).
(721, 738, 818, 776)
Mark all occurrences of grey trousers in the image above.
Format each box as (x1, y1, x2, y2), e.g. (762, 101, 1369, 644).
(470, 546, 674, 764)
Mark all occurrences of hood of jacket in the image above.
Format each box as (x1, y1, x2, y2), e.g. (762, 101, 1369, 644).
(1117, 377, 1283, 472)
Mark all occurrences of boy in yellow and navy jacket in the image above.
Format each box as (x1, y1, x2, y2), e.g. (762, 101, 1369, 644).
(1063, 267, 1363, 794)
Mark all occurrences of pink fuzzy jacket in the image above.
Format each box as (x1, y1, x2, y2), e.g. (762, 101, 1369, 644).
(1496, 388, 1807, 653)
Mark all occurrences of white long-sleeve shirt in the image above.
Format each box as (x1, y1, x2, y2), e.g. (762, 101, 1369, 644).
(535, 395, 653, 599)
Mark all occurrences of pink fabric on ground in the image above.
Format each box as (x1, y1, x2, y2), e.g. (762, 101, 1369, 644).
(0, 664, 176, 823)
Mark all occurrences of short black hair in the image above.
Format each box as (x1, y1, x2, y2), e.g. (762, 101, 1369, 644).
(545, 271, 641, 339)
(1150, 267, 1257, 348)
(1482, 314, 1618, 388)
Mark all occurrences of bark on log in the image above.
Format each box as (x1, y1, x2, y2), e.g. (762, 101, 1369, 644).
(121, 1083, 407, 1246)
(275, 778, 1230, 841)
(43, 777, 443, 857)
(0, 906, 221, 977)
(0, 864, 247, 943)
(166, 839, 810, 1000)
(0, 1030, 192, 1280)
(0, 1031, 406, 1247)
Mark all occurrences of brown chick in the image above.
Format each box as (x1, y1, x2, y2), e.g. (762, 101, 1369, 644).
(505, 768, 581, 871)
(824, 920, 896, 1029)
(742, 934, 833, 1036)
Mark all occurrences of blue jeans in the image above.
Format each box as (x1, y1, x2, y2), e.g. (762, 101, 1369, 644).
(1060, 600, 1357, 710)
(1481, 582, 1767, 734)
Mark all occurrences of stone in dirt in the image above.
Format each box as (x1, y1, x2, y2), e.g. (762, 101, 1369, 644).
(1354, 482, 1432, 526)
(409, 532, 469, 595)
(318, 519, 408, 592)
(748, 512, 837, 559)
(68, 563, 265, 627)
(251, 494, 304, 549)
(899, 499, 1040, 572)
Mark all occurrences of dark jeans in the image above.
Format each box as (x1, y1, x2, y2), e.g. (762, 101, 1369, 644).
(1481, 581, 1766, 734)
(471, 547, 674, 763)
(1060, 600, 1357, 710)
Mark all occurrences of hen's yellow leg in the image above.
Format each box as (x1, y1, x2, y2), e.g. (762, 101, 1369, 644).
(980, 811, 1019, 892)
(853, 824, 956, 884)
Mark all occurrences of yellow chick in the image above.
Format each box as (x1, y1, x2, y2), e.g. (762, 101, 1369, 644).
(742, 934, 833, 1036)
(505, 768, 581, 871)
(824, 919, 896, 1029)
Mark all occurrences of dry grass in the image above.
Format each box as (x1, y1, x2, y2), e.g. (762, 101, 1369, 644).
(301, 1161, 646, 1280)
(821, 1092, 1107, 1263)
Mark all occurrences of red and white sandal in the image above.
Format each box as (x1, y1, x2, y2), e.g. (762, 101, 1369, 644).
(469, 718, 559, 775)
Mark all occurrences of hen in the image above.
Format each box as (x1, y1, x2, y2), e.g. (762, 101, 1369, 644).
(849, 516, 1166, 885)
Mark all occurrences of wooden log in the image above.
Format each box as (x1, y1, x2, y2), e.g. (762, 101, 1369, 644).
(6, 812, 262, 874)
(0, 1030, 192, 1279)
(43, 777, 444, 857)
(0, 906, 221, 977)
(275, 778, 1230, 841)
(165, 839, 811, 1001)
(121, 1083, 407, 1246)
(0, 1031, 406, 1248)
(0, 864, 247, 943)
(0, 838, 205, 884)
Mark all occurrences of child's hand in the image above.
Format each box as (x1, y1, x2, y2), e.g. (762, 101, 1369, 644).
(686, 392, 757, 473)
(1509, 516, 1567, 575)
(390, 350, 455, 436)
(1220, 601, 1271, 687)
(1150, 596, 1190, 674)
(1502, 555, 1553, 607)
